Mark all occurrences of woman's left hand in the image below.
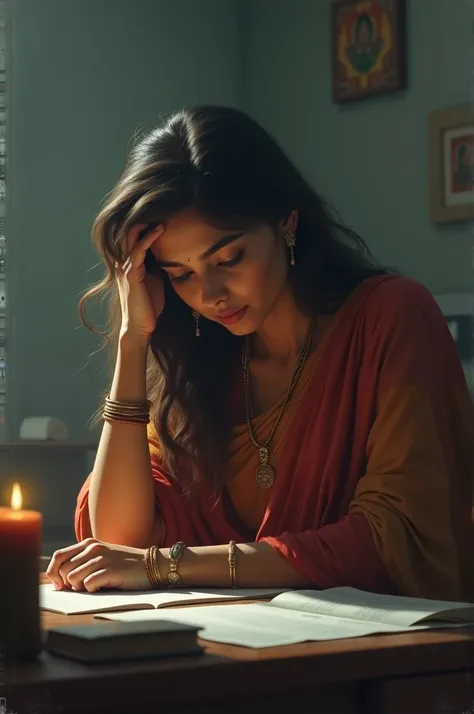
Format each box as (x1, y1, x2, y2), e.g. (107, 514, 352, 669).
(45, 538, 152, 592)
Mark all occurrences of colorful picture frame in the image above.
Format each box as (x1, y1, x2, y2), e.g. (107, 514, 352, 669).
(429, 104, 474, 224)
(332, 0, 406, 103)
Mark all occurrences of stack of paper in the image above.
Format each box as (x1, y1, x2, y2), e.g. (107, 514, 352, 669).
(41, 584, 474, 649)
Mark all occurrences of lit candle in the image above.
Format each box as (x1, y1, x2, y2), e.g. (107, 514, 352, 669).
(0, 483, 42, 661)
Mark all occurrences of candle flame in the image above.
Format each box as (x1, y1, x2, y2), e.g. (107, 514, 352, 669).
(11, 482, 23, 511)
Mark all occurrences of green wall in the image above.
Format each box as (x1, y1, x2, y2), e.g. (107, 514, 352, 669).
(8, 0, 474, 445)
(243, 0, 474, 291)
(7, 0, 242, 441)
(6, 0, 474, 540)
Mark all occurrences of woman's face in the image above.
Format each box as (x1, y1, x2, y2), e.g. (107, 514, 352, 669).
(150, 210, 294, 335)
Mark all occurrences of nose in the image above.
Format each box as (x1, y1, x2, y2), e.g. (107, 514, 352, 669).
(200, 270, 229, 307)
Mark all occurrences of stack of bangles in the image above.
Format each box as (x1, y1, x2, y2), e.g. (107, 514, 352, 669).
(103, 396, 151, 425)
(144, 541, 238, 589)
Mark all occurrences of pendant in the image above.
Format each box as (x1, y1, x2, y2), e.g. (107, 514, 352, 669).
(255, 447, 275, 488)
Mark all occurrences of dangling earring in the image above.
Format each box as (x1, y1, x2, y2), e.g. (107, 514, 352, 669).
(285, 230, 296, 266)
(192, 309, 200, 337)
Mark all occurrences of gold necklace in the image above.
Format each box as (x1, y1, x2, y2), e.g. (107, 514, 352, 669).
(243, 320, 315, 488)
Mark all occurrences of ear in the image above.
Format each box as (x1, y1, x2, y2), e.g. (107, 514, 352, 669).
(279, 210, 299, 236)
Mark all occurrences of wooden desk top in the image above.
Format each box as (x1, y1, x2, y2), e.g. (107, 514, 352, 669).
(5, 575, 474, 714)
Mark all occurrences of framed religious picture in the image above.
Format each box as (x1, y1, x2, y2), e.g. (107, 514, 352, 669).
(332, 0, 406, 103)
(429, 105, 474, 224)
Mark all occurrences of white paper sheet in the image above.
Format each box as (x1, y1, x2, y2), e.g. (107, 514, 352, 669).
(268, 588, 474, 627)
(39, 583, 286, 615)
(97, 603, 429, 648)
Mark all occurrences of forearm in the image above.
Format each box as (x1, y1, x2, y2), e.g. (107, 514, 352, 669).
(153, 514, 394, 592)
(157, 542, 311, 589)
(89, 332, 155, 547)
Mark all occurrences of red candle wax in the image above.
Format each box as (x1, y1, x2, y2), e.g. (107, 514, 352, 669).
(0, 483, 42, 662)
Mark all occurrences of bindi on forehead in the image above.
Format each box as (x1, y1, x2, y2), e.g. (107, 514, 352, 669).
(154, 231, 245, 269)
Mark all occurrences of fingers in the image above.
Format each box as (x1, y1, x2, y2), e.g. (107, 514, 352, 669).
(58, 545, 106, 591)
(117, 227, 163, 284)
(82, 569, 117, 593)
(45, 541, 146, 593)
(115, 225, 163, 283)
(63, 556, 110, 593)
(129, 226, 163, 263)
(120, 224, 163, 261)
(120, 223, 145, 258)
(46, 538, 99, 589)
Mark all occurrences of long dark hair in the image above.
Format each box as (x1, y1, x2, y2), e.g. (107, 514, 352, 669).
(79, 105, 384, 492)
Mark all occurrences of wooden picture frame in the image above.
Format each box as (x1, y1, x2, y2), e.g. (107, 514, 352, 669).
(429, 104, 474, 224)
(332, 0, 406, 104)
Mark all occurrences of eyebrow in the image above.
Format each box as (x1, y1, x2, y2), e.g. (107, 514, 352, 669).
(157, 232, 244, 268)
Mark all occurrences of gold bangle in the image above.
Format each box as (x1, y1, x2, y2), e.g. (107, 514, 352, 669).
(104, 405, 150, 415)
(104, 416, 150, 426)
(228, 540, 237, 588)
(103, 409, 150, 419)
(150, 546, 162, 586)
(145, 546, 162, 587)
(103, 396, 151, 424)
(168, 541, 186, 587)
(144, 547, 155, 586)
(105, 396, 151, 409)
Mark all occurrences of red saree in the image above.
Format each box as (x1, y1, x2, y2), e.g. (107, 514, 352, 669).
(76, 276, 474, 600)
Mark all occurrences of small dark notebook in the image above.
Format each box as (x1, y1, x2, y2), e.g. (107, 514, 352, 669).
(43, 619, 202, 663)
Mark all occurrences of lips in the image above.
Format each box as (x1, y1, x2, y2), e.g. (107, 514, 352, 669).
(217, 308, 243, 319)
(216, 306, 248, 326)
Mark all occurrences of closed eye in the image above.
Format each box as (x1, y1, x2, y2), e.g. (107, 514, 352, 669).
(170, 272, 192, 284)
(218, 248, 244, 268)
(169, 249, 245, 284)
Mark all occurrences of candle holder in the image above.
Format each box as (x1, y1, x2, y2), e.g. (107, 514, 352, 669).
(0, 484, 42, 662)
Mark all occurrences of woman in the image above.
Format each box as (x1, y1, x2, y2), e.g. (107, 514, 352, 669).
(47, 105, 474, 601)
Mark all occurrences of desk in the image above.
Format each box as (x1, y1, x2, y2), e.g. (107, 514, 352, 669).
(4, 574, 474, 714)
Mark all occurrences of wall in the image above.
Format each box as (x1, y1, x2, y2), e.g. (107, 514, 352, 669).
(243, 0, 474, 293)
(4, 0, 242, 545)
(7, 0, 474, 545)
(7, 0, 242, 443)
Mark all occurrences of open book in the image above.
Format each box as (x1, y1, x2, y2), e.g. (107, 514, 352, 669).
(96, 587, 474, 649)
(39, 583, 286, 615)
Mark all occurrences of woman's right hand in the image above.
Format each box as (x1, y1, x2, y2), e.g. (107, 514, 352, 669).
(116, 224, 165, 342)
